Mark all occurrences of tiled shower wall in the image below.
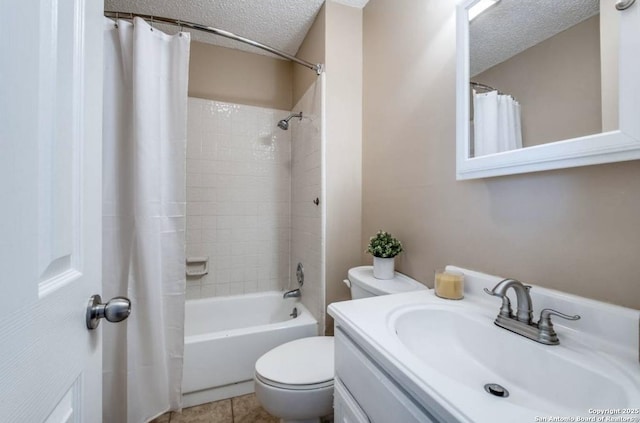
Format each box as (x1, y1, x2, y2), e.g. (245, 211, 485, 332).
(291, 78, 325, 334)
(185, 98, 292, 299)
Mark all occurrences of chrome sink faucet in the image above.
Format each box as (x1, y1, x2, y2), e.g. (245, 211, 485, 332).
(485, 278, 580, 345)
(485, 278, 533, 324)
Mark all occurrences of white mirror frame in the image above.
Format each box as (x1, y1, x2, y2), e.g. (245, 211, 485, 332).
(456, 0, 640, 180)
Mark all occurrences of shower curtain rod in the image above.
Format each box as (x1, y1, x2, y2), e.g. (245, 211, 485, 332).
(470, 81, 498, 92)
(470, 81, 512, 97)
(104, 11, 324, 75)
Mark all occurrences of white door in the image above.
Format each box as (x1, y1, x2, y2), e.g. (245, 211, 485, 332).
(0, 0, 105, 422)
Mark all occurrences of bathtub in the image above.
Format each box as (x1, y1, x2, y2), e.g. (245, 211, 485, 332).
(182, 291, 318, 407)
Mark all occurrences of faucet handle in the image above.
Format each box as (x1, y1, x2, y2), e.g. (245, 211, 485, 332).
(483, 287, 500, 297)
(483, 288, 513, 318)
(539, 308, 581, 324)
(537, 308, 581, 345)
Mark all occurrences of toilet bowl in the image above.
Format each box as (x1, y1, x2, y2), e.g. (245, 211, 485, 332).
(254, 336, 334, 423)
(254, 266, 427, 422)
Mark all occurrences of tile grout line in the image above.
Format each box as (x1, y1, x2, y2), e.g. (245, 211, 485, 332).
(230, 397, 235, 423)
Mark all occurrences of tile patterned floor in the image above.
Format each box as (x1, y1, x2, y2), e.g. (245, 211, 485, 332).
(150, 394, 278, 423)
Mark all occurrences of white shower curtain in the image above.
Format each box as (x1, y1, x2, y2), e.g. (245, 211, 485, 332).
(473, 90, 523, 157)
(102, 17, 190, 423)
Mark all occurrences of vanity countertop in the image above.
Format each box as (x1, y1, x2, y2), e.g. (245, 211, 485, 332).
(328, 266, 640, 423)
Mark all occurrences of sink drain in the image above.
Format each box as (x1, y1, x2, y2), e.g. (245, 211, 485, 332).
(484, 383, 509, 398)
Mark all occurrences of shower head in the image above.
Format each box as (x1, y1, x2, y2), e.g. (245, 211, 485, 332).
(277, 112, 303, 130)
(277, 119, 290, 130)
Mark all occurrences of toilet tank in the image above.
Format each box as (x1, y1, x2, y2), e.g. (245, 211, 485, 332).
(347, 266, 428, 300)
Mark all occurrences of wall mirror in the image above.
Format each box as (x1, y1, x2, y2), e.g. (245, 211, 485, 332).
(456, 0, 640, 180)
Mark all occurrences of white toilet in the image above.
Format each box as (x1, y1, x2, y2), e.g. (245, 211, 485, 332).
(254, 266, 427, 422)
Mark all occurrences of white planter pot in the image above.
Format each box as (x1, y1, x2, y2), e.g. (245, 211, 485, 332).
(373, 257, 395, 280)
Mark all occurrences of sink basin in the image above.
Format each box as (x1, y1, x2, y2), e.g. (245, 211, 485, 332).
(391, 305, 636, 415)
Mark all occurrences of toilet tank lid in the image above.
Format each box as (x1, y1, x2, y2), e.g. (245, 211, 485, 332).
(255, 336, 334, 386)
(348, 266, 428, 295)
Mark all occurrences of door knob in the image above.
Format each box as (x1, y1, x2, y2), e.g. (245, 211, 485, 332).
(86, 294, 131, 330)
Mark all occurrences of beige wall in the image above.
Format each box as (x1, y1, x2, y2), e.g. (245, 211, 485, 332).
(362, 0, 640, 310)
(475, 16, 602, 147)
(188, 41, 293, 110)
(324, 1, 363, 334)
(293, 5, 326, 106)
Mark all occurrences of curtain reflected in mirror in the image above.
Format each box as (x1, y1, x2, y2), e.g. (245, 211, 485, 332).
(470, 83, 522, 157)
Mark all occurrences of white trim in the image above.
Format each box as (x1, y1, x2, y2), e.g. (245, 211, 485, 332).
(456, 0, 640, 180)
(329, 0, 370, 9)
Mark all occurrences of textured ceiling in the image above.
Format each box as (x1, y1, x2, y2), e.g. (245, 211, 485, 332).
(104, 0, 368, 59)
(470, 0, 599, 76)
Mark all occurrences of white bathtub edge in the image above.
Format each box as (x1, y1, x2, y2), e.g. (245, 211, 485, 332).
(185, 301, 317, 345)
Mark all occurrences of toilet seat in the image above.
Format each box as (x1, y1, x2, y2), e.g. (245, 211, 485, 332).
(255, 373, 334, 391)
(255, 336, 334, 391)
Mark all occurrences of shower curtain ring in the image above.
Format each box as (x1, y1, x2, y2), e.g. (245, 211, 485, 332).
(114, 12, 119, 28)
(178, 21, 183, 36)
(150, 16, 154, 31)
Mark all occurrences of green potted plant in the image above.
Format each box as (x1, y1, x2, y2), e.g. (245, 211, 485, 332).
(366, 230, 403, 279)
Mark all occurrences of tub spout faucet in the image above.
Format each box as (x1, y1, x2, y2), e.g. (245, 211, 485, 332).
(283, 288, 301, 299)
(484, 278, 580, 345)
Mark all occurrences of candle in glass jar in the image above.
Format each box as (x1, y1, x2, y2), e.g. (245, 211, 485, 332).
(434, 270, 464, 300)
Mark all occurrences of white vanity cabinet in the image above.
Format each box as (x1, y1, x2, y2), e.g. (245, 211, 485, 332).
(333, 327, 440, 423)
(333, 378, 369, 423)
